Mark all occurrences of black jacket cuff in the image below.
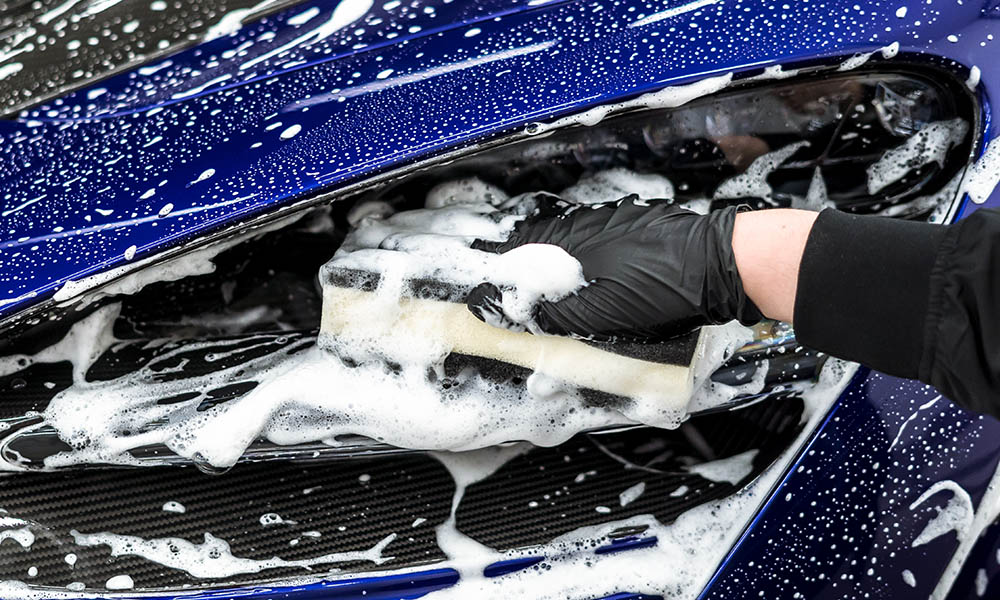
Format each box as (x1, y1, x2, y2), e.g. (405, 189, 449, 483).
(793, 209, 946, 378)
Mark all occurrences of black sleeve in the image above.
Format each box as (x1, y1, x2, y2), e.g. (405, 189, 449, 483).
(793, 207, 1000, 418)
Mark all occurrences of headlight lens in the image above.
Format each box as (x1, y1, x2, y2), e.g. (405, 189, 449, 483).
(453, 70, 974, 220)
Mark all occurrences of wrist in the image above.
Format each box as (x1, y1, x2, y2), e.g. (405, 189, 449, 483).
(731, 209, 819, 323)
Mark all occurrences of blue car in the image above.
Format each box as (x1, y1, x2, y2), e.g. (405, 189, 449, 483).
(0, 0, 999, 598)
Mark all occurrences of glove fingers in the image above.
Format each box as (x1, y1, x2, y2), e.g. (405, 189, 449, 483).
(470, 238, 509, 253)
(465, 282, 527, 333)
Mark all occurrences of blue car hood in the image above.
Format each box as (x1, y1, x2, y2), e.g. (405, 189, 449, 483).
(0, 0, 995, 317)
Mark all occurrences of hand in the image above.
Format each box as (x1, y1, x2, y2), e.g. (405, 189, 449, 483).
(467, 195, 763, 342)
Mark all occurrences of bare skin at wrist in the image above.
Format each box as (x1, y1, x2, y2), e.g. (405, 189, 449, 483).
(731, 209, 819, 324)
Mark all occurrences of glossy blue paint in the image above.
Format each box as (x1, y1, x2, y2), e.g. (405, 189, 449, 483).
(42, 552, 659, 599)
(1, 0, 997, 317)
(2, 1, 1000, 599)
(594, 535, 659, 555)
(481, 556, 545, 577)
(702, 371, 1000, 599)
(945, 519, 1000, 599)
(60, 568, 460, 600)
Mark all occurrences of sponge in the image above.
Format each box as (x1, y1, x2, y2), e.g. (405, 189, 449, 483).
(320, 265, 706, 407)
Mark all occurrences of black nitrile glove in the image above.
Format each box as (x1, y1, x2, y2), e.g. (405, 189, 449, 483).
(467, 195, 763, 342)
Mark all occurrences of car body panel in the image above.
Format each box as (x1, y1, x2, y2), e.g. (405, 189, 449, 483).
(703, 371, 1000, 599)
(1, 1, 999, 599)
(0, 0, 996, 318)
(0, 0, 306, 116)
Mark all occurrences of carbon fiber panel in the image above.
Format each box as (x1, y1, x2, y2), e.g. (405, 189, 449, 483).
(0, 397, 802, 592)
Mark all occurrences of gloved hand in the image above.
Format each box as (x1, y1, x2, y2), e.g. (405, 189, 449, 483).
(466, 195, 763, 342)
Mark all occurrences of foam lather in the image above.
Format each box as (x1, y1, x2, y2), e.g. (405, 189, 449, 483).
(320, 265, 706, 406)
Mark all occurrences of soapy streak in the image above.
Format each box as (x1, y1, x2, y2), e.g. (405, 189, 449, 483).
(889, 396, 940, 451)
(71, 530, 396, 579)
(527, 73, 734, 135)
(239, 0, 374, 71)
(909, 480, 974, 548)
(294, 42, 556, 109)
(630, 0, 721, 28)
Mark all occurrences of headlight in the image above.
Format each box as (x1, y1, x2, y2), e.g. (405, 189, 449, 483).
(440, 70, 974, 220)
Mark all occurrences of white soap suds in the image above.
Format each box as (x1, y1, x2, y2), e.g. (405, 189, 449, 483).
(967, 66, 982, 91)
(0, 63, 24, 81)
(204, 0, 276, 41)
(260, 513, 296, 527)
(433, 445, 530, 576)
(867, 119, 969, 194)
(685, 321, 760, 414)
(686, 449, 759, 485)
(527, 73, 733, 135)
(909, 480, 974, 548)
(837, 43, 900, 72)
(0, 303, 118, 385)
(424, 177, 509, 209)
(239, 0, 373, 71)
(31, 186, 761, 472)
(347, 200, 395, 226)
(280, 124, 303, 140)
(889, 396, 940, 451)
(929, 458, 1000, 599)
(976, 568, 988, 596)
(903, 569, 917, 587)
(0, 528, 35, 548)
(105, 575, 134, 590)
(670, 485, 689, 497)
(561, 169, 674, 204)
(713, 141, 809, 204)
(792, 167, 835, 211)
(70, 529, 395, 579)
(630, 0, 720, 28)
(162, 501, 186, 514)
(619, 482, 646, 507)
(190, 169, 216, 185)
(287, 6, 320, 25)
(963, 137, 1000, 205)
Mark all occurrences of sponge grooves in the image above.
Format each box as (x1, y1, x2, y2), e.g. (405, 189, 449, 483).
(321, 266, 704, 405)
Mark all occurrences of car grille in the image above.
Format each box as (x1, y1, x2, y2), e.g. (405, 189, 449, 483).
(0, 395, 802, 591)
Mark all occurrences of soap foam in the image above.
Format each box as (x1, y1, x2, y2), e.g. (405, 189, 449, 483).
(685, 449, 759, 485)
(713, 141, 809, 204)
(964, 136, 1000, 205)
(866, 119, 969, 195)
(70, 530, 396, 579)
(560, 169, 674, 205)
(34, 194, 750, 471)
(909, 480, 974, 548)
